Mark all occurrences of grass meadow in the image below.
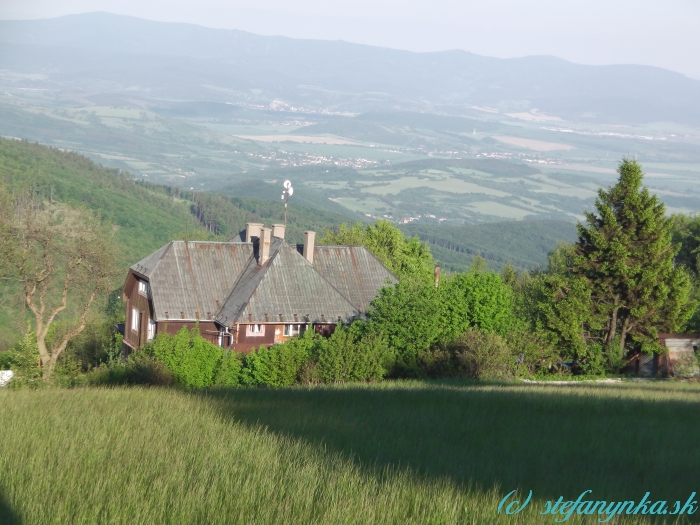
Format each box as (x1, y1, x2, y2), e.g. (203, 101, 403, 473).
(1, 381, 699, 524)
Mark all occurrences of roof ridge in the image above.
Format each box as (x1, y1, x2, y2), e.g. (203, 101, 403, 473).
(215, 238, 284, 325)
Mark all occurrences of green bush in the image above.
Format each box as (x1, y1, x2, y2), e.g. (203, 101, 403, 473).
(504, 326, 562, 378)
(152, 326, 223, 388)
(314, 324, 392, 383)
(4, 330, 42, 388)
(440, 270, 517, 339)
(451, 330, 514, 380)
(86, 353, 174, 386)
(241, 335, 314, 386)
(367, 280, 442, 370)
(214, 350, 244, 387)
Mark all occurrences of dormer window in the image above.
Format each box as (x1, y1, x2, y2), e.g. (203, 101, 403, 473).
(138, 280, 150, 296)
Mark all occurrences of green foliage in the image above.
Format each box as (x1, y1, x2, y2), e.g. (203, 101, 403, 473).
(451, 329, 514, 380)
(575, 159, 695, 352)
(214, 350, 244, 387)
(670, 214, 700, 275)
(320, 220, 434, 282)
(366, 280, 442, 372)
(241, 337, 312, 387)
(401, 220, 578, 272)
(313, 324, 393, 383)
(3, 329, 42, 387)
(86, 353, 175, 386)
(151, 326, 222, 388)
(440, 270, 516, 339)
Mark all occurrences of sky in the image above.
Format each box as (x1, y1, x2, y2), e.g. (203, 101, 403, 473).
(2, 0, 699, 80)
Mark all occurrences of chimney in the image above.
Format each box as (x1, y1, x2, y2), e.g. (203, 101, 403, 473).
(303, 230, 316, 264)
(245, 222, 263, 242)
(259, 227, 271, 265)
(272, 223, 286, 239)
(434, 266, 441, 289)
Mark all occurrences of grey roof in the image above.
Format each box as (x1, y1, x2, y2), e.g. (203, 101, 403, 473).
(130, 241, 253, 321)
(217, 239, 360, 326)
(129, 238, 396, 326)
(312, 246, 397, 314)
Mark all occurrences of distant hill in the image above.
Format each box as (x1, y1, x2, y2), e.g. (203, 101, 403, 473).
(401, 221, 579, 272)
(1, 12, 699, 125)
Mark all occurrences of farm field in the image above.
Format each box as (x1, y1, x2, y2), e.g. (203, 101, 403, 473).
(3, 90, 700, 226)
(1, 381, 700, 524)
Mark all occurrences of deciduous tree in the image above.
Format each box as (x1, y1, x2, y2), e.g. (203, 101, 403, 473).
(319, 220, 434, 281)
(0, 195, 120, 378)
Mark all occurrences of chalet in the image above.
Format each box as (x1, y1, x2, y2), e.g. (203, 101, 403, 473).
(121, 223, 397, 353)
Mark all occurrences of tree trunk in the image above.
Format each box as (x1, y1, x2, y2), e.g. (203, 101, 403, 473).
(619, 316, 630, 352)
(606, 295, 620, 346)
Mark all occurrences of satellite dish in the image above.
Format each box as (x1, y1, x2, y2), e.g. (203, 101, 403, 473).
(287, 186, 294, 196)
(283, 180, 292, 189)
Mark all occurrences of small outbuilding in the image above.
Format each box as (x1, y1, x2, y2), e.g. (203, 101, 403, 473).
(624, 334, 700, 377)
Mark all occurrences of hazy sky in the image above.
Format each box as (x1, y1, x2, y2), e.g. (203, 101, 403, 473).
(2, 0, 699, 79)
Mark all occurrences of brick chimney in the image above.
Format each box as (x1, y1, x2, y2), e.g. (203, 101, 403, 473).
(303, 230, 315, 264)
(272, 224, 286, 239)
(260, 227, 271, 265)
(245, 222, 263, 242)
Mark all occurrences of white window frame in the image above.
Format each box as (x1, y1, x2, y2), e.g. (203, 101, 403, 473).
(138, 280, 149, 297)
(247, 324, 265, 336)
(147, 318, 156, 341)
(131, 307, 140, 333)
(283, 324, 305, 337)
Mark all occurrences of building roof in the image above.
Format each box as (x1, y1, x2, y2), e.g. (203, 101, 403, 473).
(130, 241, 253, 321)
(312, 246, 396, 314)
(128, 237, 396, 326)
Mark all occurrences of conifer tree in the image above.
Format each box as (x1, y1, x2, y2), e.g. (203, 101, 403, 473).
(574, 159, 694, 353)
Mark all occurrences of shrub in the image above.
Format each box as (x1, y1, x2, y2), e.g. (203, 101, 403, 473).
(214, 350, 244, 387)
(86, 353, 174, 386)
(440, 270, 517, 340)
(241, 334, 314, 386)
(367, 280, 442, 369)
(504, 326, 562, 378)
(4, 330, 42, 388)
(451, 329, 514, 380)
(152, 326, 223, 388)
(314, 324, 392, 383)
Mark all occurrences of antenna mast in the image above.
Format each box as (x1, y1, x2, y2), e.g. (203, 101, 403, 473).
(281, 180, 293, 226)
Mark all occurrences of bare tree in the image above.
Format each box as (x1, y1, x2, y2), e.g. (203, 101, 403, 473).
(0, 192, 120, 378)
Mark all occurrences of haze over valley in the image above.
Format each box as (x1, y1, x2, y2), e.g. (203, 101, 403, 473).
(1, 12, 699, 267)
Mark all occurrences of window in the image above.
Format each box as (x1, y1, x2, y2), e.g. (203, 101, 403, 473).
(147, 318, 156, 341)
(131, 308, 140, 332)
(138, 280, 149, 296)
(247, 324, 265, 336)
(283, 324, 305, 337)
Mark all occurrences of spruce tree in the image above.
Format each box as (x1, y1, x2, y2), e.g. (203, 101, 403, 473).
(574, 159, 694, 354)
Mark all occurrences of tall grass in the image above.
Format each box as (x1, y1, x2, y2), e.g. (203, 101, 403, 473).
(1, 381, 699, 524)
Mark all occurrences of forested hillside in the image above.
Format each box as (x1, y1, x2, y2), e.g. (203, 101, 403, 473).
(0, 139, 359, 263)
(401, 221, 578, 272)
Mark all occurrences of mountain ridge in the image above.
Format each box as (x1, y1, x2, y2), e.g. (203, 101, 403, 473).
(1, 12, 699, 125)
